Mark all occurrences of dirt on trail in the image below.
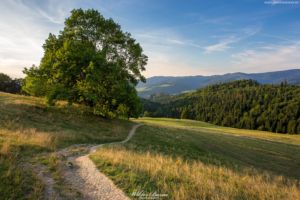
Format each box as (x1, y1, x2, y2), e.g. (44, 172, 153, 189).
(38, 124, 143, 200)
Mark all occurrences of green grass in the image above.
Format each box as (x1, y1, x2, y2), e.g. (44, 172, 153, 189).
(137, 84, 172, 92)
(0, 91, 136, 199)
(136, 87, 148, 92)
(181, 90, 196, 93)
(158, 84, 172, 87)
(133, 118, 300, 179)
(2, 91, 300, 199)
(90, 118, 300, 199)
(136, 86, 156, 92)
(135, 117, 300, 145)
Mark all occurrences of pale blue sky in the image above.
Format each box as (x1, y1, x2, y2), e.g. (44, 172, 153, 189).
(0, 0, 300, 78)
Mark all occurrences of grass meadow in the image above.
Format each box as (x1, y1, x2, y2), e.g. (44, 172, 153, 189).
(1, 91, 300, 199)
(90, 118, 300, 199)
(136, 118, 300, 145)
(0, 91, 135, 199)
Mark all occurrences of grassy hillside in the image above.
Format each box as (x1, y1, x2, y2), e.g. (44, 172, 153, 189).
(136, 118, 300, 145)
(0, 92, 135, 199)
(90, 118, 300, 199)
(3, 91, 300, 199)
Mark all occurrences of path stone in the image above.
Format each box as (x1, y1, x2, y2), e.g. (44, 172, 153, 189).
(57, 124, 143, 200)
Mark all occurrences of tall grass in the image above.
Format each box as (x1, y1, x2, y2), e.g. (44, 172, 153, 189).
(0, 139, 11, 156)
(92, 145, 300, 199)
(0, 91, 135, 198)
(90, 123, 300, 200)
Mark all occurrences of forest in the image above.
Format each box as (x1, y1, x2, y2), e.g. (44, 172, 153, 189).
(143, 79, 300, 134)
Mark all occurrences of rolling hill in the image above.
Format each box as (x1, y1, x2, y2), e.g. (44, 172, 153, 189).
(137, 69, 300, 97)
(143, 79, 300, 135)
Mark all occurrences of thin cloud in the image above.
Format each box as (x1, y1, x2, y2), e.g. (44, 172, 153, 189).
(167, 39, 202, 48)
(37, 9, 63, 24)
(231, 50, 255, 58)
(203, 40, 234, 53)
(230, 41, 300, 72)
(0, 0, 74, 78)
(135, 34, 159, 39)
(260, 46, 278, 50)
(135, 34, 202, 48)
(203, 26, 261, 53)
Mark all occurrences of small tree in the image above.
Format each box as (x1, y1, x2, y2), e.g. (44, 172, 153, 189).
(144, 111, 149, 117)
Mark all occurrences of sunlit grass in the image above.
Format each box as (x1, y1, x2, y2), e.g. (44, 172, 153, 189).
(181, 90, 196, 93)
(0, 91, 135, 199)
(158, 84, 172, 87)
(90, 120, 300, 199)
(133, 117, 300, 145)
(92, 145, 300, 199)
(136, 87, 148, 92)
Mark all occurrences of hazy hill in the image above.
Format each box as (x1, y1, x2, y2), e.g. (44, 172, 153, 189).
(137, 69, 300, 97)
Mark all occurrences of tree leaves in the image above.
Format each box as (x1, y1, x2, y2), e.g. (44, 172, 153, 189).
(23, 8, 147, 119)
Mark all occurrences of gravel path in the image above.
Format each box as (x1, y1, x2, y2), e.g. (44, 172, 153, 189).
(42, 123, 143, 200)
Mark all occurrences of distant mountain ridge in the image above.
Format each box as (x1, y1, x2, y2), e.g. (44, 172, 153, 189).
(137, 69, 300, 97)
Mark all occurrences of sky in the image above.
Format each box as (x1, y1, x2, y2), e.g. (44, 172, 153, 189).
(0, 0, 300, 78)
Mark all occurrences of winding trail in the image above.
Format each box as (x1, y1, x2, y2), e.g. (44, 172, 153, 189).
(44, 124, 143, 200)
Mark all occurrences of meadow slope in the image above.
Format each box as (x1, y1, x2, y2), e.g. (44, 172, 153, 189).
(90, 117, 300, 199)
(0, 92, 135, 199)
(2, 91, 300, 199)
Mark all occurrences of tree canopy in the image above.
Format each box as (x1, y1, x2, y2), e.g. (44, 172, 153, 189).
(23, 9, 147, 118)
(143, 79, 300, 134)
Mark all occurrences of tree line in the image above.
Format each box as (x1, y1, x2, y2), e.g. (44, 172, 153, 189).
(143, 79, 300, 134)
(0, 73, 27, 95)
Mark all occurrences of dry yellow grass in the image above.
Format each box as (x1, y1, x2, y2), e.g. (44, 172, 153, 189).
(0, 91, 135, 199)
(93, 145, 300, 200)
(90, 122, 300, 200)
(0, 139, 11, 156)
(17, 128, 52, 148)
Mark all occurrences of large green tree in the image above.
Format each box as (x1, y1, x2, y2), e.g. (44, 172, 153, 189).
(23, 9, 147, 118)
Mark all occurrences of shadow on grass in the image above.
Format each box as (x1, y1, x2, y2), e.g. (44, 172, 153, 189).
(90, 124, 300, 199)
(120, 124, 300, 180)
(0, 92, 136, 150)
